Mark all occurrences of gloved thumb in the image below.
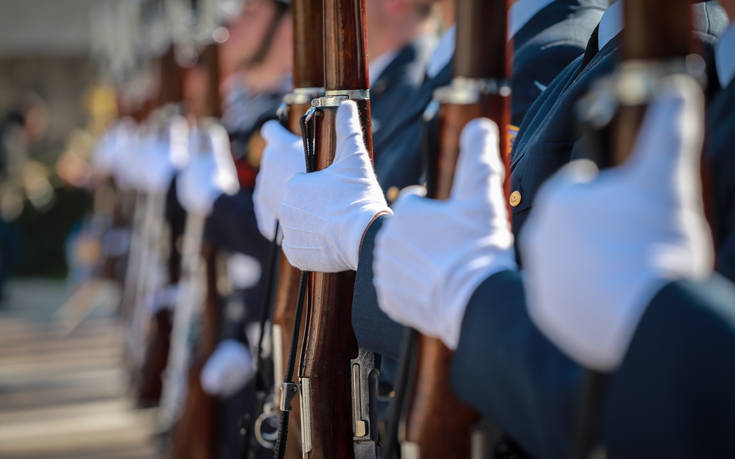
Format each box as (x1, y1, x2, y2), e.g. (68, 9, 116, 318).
(169, 115, 190, 170)
(208, 124, 239, 195)
(626, 75, 704, 207)
(452, 119, 507, 216)
(334, 100, 369, 163)
(261, 119, 301, 147)
(390, 185, 427, 212)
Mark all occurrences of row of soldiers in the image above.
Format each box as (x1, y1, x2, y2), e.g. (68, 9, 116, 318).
(90, 0, 735, 457)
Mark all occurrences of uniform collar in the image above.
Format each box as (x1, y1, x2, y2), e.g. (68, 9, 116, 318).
(508, 0, 556, 39)
(598, 0, 623, 51)
(426, 25, 455, 79)
(716, 23, 735, 88)
(369, 49, 399, 86)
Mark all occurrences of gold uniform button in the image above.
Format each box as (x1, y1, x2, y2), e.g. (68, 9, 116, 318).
(509, 190, 522, 208)
(387, 186, 400, 203)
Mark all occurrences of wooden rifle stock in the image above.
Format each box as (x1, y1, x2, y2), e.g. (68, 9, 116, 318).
(170, 42, 225, 459)
(201, 44, 224, 119)
(271, 1, 324, 457)
(612, 0, 694, 165)
(401, 1, 511, 458)
(574, 2, 697, 457)
(137, 45, 185, 407)
(295, 1, 370, 457)
(160, 45, 185, 107)
(170, 244, 221, 459)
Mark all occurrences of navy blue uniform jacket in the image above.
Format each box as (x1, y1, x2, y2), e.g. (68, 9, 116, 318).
(509, 3, 727, 254)
(707, 77, 735, 280)
(452, 271, 735, 459)
(353, 0, 607, 357)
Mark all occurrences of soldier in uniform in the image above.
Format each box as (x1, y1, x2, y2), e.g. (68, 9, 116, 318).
(507, 0, 726, 253)
(252, 1, 733, 457)
(522, 70, 735, 457)
(254, 0, 609, 361)
(369, 2, 732, 457)
(707, 0, 735, 280)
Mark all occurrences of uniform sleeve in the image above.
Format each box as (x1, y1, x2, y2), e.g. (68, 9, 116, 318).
(717, 231, 735, 282)
(450, 270, 584, 459)
(351, 214, 406, 360)
(603, 275, 735, 458)
(204, 189, 269, 260)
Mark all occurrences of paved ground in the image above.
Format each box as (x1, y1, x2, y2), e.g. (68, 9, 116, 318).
(0, 278, 159, 459)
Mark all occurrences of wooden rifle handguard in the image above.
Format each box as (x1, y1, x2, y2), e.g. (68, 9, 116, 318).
(401, 1, 511, 458)
(271, 1, 325, 457)
(574, 2, 698, 457)
(296, 1, 371, 457)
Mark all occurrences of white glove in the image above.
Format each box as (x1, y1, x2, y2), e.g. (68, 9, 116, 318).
(200, 340, 254, 398)
(278, 101, 391, 272)
(138, 134, 176, 194)
(145, 284, 180, 314)
(253, 121, 305, 241)
(373, 119, 517, 349)
(92, 121, 126, 175)
(520, 76, 713, 372)
(176, 124, 239, 214)
(109, 122, 143, 191)
(168, 115, 190, 171)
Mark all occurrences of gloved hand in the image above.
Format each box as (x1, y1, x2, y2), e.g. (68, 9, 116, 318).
(110, 123, 144, 191)
(93, 120, 129, 175)
(278, 101, 391, 272)
(137, 133, 176, 194)
(520, 76, 713, 372)
(177, 123, 239, 215)
(253, 121, 306, 241)
(373, 119, 517, 350)
(168, 115, 190, 171)
(200, 339, 254, 398)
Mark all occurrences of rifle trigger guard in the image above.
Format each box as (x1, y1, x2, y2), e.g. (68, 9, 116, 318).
(280, 382, 299, 412)
(254, 401, 279, 449)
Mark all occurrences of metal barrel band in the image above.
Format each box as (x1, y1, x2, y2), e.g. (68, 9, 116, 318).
(283, 87, 326, 105)
(311, 88, 371, 109)
(577, 55, 706, 128)
(432, 77, 512, 105)
(325, 88, 370, 100)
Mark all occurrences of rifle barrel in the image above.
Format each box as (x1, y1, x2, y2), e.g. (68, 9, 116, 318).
(292, 0, 324, 89)
(403, 2, 511, 457)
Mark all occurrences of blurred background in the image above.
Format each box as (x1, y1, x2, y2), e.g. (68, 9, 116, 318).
(0, 0, 267, 457)
(0, 1, 159, 457)
(0, 0, 106, 280)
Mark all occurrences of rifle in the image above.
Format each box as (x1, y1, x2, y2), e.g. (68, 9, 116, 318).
(169, 243, 222, 459)
(250, 1, 325, 458)
(158, 203, 206, 433)
(278, 1, 372, 457)
(136, 45, 186, 407)
(574, 1, 699, 457)
(388, 1, 511, 458)
(169, 43, 224, 459)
